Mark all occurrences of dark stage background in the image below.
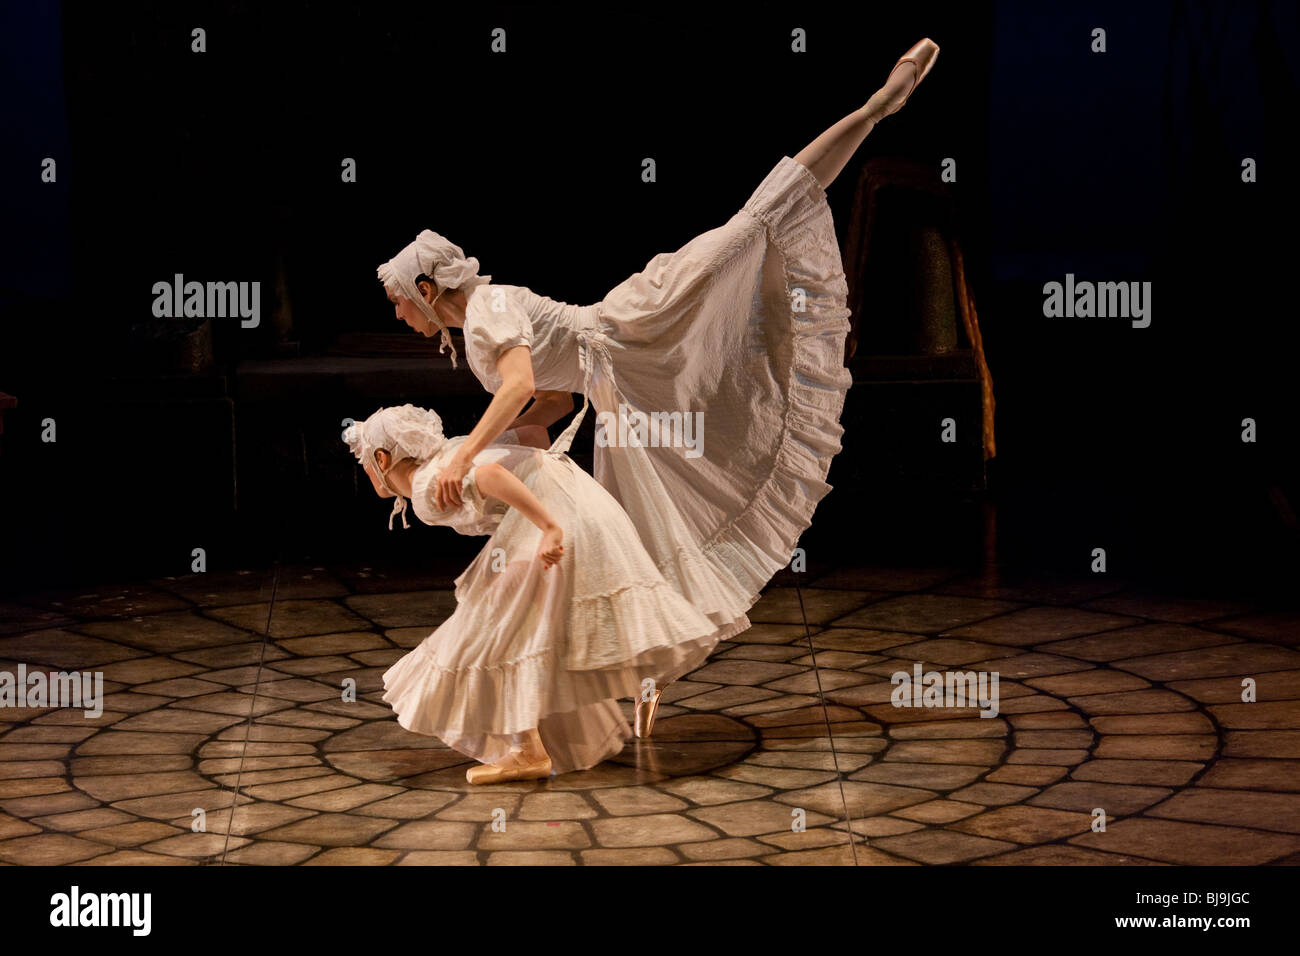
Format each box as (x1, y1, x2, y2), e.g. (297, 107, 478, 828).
(1, 1, 1297, 599)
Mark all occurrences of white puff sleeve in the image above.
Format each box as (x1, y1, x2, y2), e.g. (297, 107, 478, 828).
(409, 441, 514, 536)
(463, 284, 533, 394)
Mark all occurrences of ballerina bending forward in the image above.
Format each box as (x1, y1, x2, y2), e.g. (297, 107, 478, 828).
(377, 39, 940, 736)
(345, 405, 725, 782)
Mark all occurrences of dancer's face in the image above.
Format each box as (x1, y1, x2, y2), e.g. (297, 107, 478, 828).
(389, 292, 436, 336)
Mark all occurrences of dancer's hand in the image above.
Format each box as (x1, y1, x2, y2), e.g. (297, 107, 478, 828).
(433, 454, 471, 511)
(537, 525, 564, 569)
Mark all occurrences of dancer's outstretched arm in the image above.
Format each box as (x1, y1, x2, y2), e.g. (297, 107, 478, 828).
(475, 463, 565, 569)
(434, 345, 535, 510)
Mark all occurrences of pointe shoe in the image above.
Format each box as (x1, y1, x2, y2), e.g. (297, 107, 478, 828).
(465, 753, 552, 785)
(634, 688, 663, 738)
(868, 37, 940, 118)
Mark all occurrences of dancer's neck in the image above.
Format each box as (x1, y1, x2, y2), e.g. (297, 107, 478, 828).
(386, 458, 420, 498)
(431, 288, 469, 329)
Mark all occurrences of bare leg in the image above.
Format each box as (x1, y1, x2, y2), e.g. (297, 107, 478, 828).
(793, 61, 920, 191)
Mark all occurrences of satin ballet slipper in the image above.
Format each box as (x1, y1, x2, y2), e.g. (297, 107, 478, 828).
(862, 37, 940, 119)
(634, 688, 664, 738)
(465, 753, 553, 785)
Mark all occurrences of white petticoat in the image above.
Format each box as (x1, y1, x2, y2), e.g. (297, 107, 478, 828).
(381, 443, 742, 773)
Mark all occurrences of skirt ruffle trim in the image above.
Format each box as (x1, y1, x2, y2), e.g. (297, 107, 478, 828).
(706, 154, 854, 604)
(563, 577, 725, 670)
(381, 612, 750, 771)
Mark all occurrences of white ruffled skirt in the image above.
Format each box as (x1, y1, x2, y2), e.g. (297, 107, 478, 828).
(588, 155, 853, 628)
(381, 452, 741, 773)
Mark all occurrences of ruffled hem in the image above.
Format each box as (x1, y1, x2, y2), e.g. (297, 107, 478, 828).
(650, 538, 754, 627)
(564, 577, 718, 670)
(381, 614, 750, 772)
(703, 154, 852, 604)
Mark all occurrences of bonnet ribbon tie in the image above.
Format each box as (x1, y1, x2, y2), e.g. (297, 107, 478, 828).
(389, 495, 410, 531)
(547, 328, 613, 458)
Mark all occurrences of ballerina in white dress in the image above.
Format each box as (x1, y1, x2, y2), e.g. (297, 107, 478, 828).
(377, 39, 941, 735)
(343, 404, 723, 783)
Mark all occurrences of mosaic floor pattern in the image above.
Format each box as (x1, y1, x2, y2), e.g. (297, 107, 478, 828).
(1, 563, 1298, 865)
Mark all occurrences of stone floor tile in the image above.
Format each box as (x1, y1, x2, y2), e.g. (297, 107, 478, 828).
(1145, 787, 1300, 832)
(394, 850, 480, 865)
(849, 762, 985, 790)
(1211, 611, 1300, 645)
(885, 738, 1006, 765)
(658, 777, 772, 806)
(0, 630, 146, 668)
(833, 595, 1024, 633)
(1094, 734, 1217, 761)
(1038, 623, 1238, 662)
(588, 786, 688, 816)
(477, 821, 590, 850)
(755, 827, 858, 850)
(516, 792, 597, 821)
(762, 843, 863, 865)
(1194, 758, 1300, 792)
(305, 847, 402, 865)
(77, 821, 181, 847)
(687, 799, 836, 837)
(224, 840, 320, 864)
(983, 765, 1070, 786)
(689, 660, 806, 686)
(1089, 712, 1215, 734)
(485, 850, 575, 865)
(891, 799, 985, 824)
(891, 717, 1010, 740)
(974, 845, 1168, 865)
(32, 807, 134, 832)
(1208, 700, 1300, 729)
(810, 629, 920, 653)
(1118, 644, 1300, 683)
(1006, 748, 1089, 766)
(283, 783, 405, 812)
(945, 606, 1140, 645)
(747, 588, 875, 626)
(0, 833, 113, 864)
(581, 847, 680, 865)
(1070, 759, 1203, 786)
(1066, 689, 1198, 716)
(947, 782, 1039, 806)
(948, 804, 1096, 842)
(869, 828, 1017, 864)
(1222, 730, 1300, 759)
(777, 780, 932, 819)
(352, 790, 459, 819)
(1029, 780, 1175, 816)
(260, 812, 401, 846)
(343, 592, 458, 629)
(1069, 817, 1300, 864)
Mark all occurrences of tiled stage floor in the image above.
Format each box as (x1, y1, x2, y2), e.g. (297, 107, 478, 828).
(1, 563, 1297, 865)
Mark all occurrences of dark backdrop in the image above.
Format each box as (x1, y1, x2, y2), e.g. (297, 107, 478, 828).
(1, 0, 1296, 598)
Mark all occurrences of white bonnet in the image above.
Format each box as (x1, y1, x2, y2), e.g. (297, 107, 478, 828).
(343, 404, 448, 530)
(377, 229, 491, 369)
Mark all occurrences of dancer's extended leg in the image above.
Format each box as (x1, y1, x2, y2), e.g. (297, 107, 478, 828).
(793, 39, 938, 190)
